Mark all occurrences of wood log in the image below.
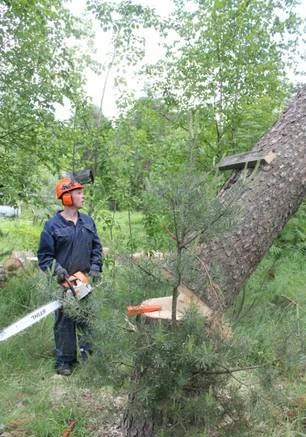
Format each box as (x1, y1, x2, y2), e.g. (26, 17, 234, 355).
(3, 251, 37, 274)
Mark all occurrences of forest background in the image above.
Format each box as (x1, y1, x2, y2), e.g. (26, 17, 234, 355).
(0, 0, 306, 435)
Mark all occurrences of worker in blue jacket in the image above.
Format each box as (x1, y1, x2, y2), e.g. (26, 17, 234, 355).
(37, 177, 103, 376)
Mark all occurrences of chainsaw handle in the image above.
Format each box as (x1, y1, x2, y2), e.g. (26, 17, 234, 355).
(60, 272, 90, 299)
(63, 278, 77, 298)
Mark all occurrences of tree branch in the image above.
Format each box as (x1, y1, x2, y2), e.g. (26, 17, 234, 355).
(0, 123, 34, 140)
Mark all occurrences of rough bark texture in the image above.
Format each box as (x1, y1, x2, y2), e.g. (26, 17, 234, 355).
(197, 88, 306, 311)
(123, 88, 306, 437)
(122, 406, 155, 437)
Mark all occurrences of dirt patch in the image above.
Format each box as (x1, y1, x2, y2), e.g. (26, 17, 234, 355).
(49, 374, 127, 436)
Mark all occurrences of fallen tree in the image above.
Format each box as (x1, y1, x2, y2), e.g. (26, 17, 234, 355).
(198, 87, 306, 311)
(130, 88, 306, 317)
(123, 88, 306, 436)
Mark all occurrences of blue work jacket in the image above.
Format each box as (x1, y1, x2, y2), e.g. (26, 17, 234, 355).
(37, 211, 102, 275)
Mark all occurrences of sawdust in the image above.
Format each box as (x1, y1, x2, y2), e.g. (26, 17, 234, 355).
(82, 391, 126, 436)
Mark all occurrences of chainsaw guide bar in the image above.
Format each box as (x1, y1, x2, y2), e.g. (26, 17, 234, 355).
(0, 300, 61, 342)
(0, 273, 93, 342)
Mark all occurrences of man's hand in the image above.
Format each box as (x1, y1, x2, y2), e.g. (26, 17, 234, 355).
(89, 269, 101, 283)
(55, 266, 69, 284)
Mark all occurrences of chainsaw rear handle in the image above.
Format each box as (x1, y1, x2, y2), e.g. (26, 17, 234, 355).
(61, 272, 89, 287)
(61, 272, 88, 298)
(64, 278, 77, 297)
(61, 272, 92, 301)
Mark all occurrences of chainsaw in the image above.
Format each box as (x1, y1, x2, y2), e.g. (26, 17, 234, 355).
(0, 272, 93, 342)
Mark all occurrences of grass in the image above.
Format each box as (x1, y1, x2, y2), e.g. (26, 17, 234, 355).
(0, 209, 148, 435)
(0, 273, 125, 436)
(0, 218, 41, 256)
(0, 362, 123, 436)
(0, 210, 306, 435)
(0, 209, 147, 260)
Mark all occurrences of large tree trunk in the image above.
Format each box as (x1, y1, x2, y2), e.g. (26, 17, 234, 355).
(123, 88, 306, 437)
(197, 88, 306, 311)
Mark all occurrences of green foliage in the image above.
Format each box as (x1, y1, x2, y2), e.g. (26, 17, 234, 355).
(0, 210, 306, 435)
(88, 0, 160, 107)
(58, 103, 115, 215)
(141, 168, 241, 288)
(141, 167, 241, 319)
(126, 312, 226, 434)
(274, 201, 306, 255)
(88, 0, 304, 196)
(0, 1, 305, 434)
(0, 217, 41, 253)
(149, 0, 302, 160)
(97, 300, 305, 435)
(145, 169, 236, 245)
(0, 269, 58, 326)
(0, 0, 89, 203)
(94, 209, 147, 254)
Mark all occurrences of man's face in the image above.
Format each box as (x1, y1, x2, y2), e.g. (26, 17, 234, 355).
(71, 188, 84, 208)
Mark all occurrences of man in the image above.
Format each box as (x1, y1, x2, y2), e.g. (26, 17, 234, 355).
(37, 177, 103, 376)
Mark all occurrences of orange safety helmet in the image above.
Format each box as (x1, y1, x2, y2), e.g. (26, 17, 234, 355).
(55, 178, 84, 206)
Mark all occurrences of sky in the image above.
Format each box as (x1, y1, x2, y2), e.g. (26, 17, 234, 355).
(55, 0, 174, 120)
(55, 0, 306, 121)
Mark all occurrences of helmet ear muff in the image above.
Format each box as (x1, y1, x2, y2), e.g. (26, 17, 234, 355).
(61, 192, 73, 206)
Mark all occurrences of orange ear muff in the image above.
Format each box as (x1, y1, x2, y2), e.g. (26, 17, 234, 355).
(62, 192, 73, 206)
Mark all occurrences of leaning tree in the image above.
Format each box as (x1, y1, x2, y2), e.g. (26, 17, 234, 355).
(123, 88, 306, 436)
(133, 87, 306, 320)
(197, 87, 306, 312)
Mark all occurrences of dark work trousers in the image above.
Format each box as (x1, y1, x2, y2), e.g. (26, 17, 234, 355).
(54, 305, 93, 367)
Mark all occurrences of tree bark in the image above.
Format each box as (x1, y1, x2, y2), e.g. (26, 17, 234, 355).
(197, 88, 306, 311)
(123, 88, 306, 437)
(122, 403, 155, 437)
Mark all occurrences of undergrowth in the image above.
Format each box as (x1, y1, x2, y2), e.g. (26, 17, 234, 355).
(0, 205, 305, 435)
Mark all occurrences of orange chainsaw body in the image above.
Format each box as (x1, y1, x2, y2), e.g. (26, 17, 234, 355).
(62, 271, 92, 300)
